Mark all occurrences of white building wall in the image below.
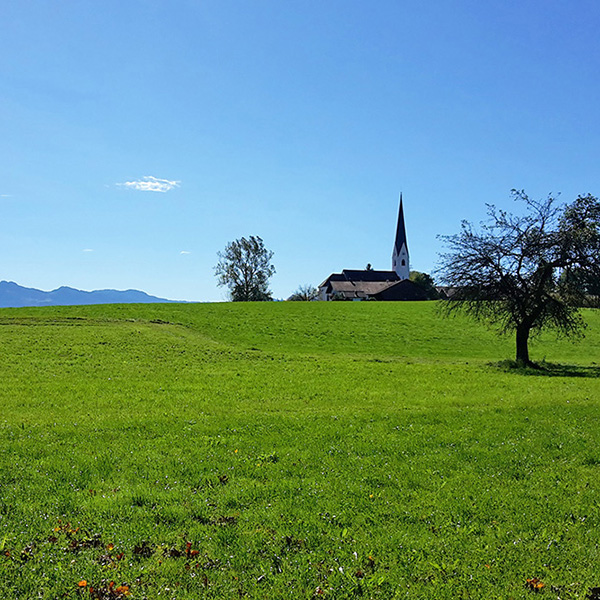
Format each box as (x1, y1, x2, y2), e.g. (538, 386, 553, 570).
(392, 244, 410, 280)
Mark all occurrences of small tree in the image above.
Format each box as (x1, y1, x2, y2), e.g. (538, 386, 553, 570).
(409, 271, 440, 299)
(288, 284, 319, 301)
(215, 236, 275, 301)
(437, 190, 600, 365)
(560, 267, 600, 301)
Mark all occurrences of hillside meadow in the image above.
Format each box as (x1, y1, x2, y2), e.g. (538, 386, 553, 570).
(1, 301, 599, 599)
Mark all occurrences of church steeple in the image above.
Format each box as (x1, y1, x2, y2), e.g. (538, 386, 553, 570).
(392, 194, 410, 279)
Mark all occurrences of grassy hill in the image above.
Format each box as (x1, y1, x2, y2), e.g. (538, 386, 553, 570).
(1, 302, 599, 599)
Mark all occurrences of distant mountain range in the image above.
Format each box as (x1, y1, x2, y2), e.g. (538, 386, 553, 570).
(0, 281, 181, 308)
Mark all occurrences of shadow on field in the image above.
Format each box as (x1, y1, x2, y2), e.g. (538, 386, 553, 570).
(494, 360, 600, 378)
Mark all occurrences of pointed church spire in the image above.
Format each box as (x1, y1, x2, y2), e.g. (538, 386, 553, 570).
(392, 193, 410, 279)
(394, 193, 408, 255)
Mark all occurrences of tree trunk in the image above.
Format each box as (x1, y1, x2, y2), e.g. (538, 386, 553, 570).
(515, 324, 531, 366)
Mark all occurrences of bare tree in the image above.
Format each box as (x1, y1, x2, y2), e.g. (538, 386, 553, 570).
(437, 190, 600, 365)
(215, 236, 275, 301)
(288, 284, 319, 301)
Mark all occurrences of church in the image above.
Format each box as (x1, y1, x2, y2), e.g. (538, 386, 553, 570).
(318, 196, 429, 301)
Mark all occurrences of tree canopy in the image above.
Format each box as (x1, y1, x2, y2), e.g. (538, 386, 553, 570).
(437, 190, 600, 365)
(214, 236, 275, 302)
(409, 271, 439, 300)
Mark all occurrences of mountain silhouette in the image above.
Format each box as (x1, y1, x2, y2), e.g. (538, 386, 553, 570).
(0, 281, 181, 308)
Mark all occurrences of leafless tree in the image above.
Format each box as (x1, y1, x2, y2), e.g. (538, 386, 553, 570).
(288, 284, 319, 301)
(437, 190, 600, 365)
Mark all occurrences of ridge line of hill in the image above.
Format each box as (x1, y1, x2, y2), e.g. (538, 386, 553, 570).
(0, 280, 183, 308)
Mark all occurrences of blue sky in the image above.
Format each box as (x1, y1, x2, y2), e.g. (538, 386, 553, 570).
(2, 1, 599, 301)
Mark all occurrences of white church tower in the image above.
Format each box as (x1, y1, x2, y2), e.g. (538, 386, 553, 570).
(392, 194, 410, 280)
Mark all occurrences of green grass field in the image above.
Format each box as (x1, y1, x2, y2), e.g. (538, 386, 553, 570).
(1, 301, 599, 599)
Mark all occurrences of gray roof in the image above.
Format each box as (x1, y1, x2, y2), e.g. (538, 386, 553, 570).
(324, 278, 429, 301)
(328, 280, 398, 297)
(319, 269, 399, 288)
(342, 269, 399, 282)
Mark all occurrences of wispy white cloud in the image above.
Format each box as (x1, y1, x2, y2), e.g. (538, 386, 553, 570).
(117, 176, 180, 193)
(0, 194, 12, 198)
(82, 249, 94, 252)
(180, 250, 191, 255)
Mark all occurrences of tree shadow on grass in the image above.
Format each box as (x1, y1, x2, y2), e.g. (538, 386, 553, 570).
(493, 359, 600, 378)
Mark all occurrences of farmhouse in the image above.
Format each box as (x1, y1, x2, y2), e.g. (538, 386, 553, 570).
(318, 196, 429, 301)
